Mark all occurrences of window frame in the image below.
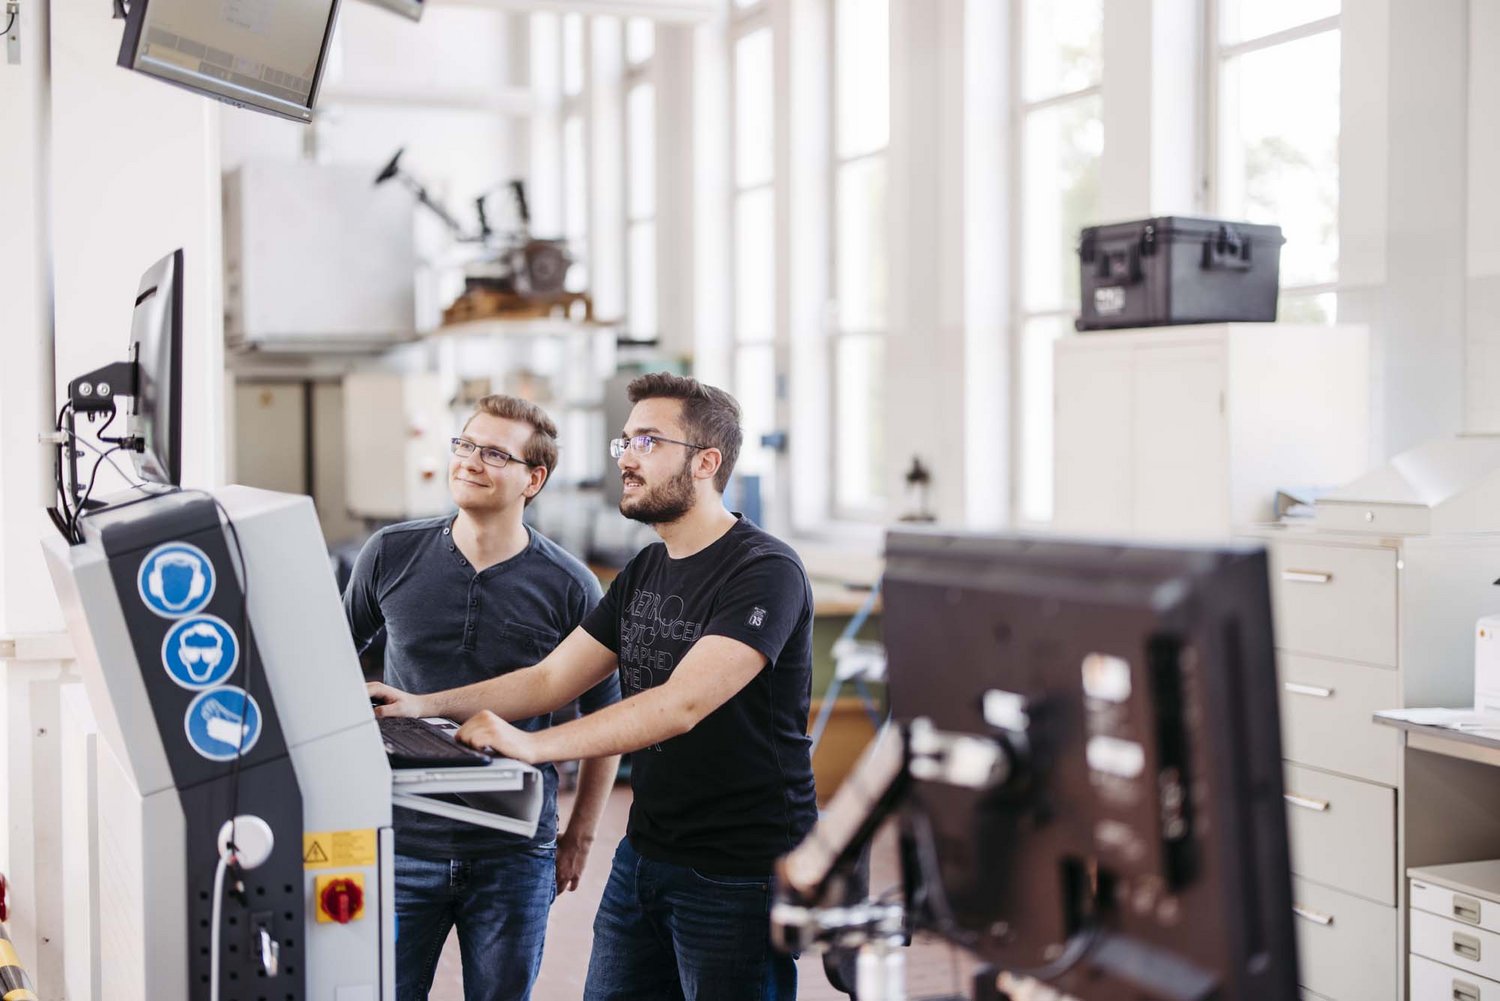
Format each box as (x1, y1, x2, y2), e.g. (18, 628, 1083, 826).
(1203, 4, 1342, 318)
(623, 17, 658, 341)
(1007, 0, 1105, 528)
(826, 0, 891, 523)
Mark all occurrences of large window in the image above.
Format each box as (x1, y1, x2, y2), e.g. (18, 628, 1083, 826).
(732, 16, 778, 482)
(830, 0, 889, 518)
(1213, 0, 1340, 323)
(625, 17, 657, 339)
(1014, 0, 1103, 524)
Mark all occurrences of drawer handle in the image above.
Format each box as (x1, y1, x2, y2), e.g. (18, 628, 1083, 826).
(1284, 793, 1330, 813)
(1454, 979, 1481, 1001)
(1283, 682, 1334, 699)
(1292, 904, 1333, 926)
(1455, 894, 1483, 925)
(1455, 931, 1482, 962)
(1282, 569, 1333, 584)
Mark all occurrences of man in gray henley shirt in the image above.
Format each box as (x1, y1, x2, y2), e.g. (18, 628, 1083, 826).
(344, 394, 620, 1001)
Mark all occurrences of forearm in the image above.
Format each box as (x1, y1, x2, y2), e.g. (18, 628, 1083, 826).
(528, 687, 693, 763)
(562, 755, 620, 843)
(422, 664, 564, 723)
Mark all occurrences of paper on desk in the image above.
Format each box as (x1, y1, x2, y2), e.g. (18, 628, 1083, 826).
(1374, 707, 1500, 730)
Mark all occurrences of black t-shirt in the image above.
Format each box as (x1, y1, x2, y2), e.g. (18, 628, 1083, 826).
(581, 516, 818, 875)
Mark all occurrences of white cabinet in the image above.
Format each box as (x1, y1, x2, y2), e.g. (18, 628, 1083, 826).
(1054, 323, 1370, 539)
(1251, 526, 1500, 1001)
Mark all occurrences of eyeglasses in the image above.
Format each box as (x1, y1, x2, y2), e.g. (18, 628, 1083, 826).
(609, 434, 708, 459)
(450, 437, 535, 469)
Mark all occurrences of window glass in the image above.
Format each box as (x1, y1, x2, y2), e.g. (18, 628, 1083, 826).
(835, 0, 889, 159)
(627, 82, 656, 220)
(628, 222, 656, 339)
(835, 156, 888, 333)
(1022, 0, 1103, 101)
(1218, 30, 1340, 286)
(1021, 95, 1103, 312)
(735, 187, 775, 343)
(1219, 0, 1339, 46)
(626, 16, 655, 65)
(562, 13, 584, 96)
(736, 344, 777, 475)
(834, 335, 886, 511)
(735, 29, 774, 188)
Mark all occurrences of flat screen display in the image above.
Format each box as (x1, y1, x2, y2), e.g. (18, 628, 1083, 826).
(117, 0, 342, 123)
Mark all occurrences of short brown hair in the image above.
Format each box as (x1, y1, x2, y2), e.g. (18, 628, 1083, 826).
(464, 395, 559, 504)
(626, 372, 742, 492)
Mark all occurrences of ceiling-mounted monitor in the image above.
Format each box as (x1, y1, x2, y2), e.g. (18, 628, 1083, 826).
(117, 0, 343, 124)
(357, 0, 423, 22)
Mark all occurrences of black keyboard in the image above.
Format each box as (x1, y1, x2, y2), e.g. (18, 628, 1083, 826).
(378, 717, 491, 768)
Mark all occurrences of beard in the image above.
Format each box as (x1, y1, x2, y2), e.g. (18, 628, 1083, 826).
(619, 457, 696, 524)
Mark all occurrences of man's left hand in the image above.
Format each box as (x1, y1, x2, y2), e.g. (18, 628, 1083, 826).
(555, 827, 593, 893)
(454, 710, 542, 764)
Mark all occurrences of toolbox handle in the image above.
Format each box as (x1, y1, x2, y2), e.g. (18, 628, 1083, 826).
(1202, 224, 1253, 271)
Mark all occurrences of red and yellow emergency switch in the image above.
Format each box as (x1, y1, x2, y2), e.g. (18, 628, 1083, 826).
(314, 874, 366, 924)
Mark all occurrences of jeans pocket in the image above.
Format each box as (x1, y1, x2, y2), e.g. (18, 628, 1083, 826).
(688, 868, 769, 891)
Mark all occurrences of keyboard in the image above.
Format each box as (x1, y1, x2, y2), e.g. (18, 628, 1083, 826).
(379, 717, 492, 769)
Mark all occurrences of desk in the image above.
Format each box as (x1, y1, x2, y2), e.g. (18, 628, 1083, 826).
(1374, 714, 1500, 888)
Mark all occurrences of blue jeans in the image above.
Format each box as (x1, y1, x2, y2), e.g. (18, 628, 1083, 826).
(583, 837, 797, 1001)
(394, 848, 556, 1001)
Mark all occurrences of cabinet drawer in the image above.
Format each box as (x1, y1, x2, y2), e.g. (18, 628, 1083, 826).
(1413, 877, 1500, 937)
(1269, 541, 1398, 666)
(1414, 910, 1500, 983)
(1283, 764, 1396, 905)
(1291, 876, 1398, 1001)
(1278, 653, 1402, 785)
(1411, 954, 1500, 1001)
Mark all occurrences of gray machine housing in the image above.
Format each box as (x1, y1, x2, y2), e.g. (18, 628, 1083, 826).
(43, 484, 540, 999)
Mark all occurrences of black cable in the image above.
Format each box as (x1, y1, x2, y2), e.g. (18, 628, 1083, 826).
(61, 427, 147, 492)
(72, 445, 129, 541)
(53, 402, 77, 538)
(2, 9, 15, 38)
(907, 809, 1101, 985)
(176, 489, 256, 870)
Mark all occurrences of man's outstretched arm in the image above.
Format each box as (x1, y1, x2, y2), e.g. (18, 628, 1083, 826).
(454, 634, 767, 763)
(367, 626, 619, 723)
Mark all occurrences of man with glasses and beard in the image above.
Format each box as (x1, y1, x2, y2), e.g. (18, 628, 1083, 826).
(347, 395, 621, 1001)
(369, 372, 817, 1000)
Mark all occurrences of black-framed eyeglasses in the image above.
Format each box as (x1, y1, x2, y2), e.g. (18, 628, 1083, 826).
(609, 434, 708, 459)
(450, 437, 536, 469)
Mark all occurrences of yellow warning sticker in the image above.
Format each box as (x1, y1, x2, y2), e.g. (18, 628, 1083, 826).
(303, 829, 377, 869)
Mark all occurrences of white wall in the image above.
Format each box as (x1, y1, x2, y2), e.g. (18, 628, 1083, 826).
(0, 6, 224, 630)
(0, 3, 223, 994)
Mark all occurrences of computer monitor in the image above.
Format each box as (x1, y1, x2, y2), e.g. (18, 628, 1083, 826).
(116, 0, 342, 123)
(358, 0, 423, 21)
(881, 531, 1298, 1001)
(127, 249, 184, 487)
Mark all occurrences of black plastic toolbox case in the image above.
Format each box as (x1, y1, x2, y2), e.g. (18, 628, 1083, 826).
(1076, 216, 1285, 331)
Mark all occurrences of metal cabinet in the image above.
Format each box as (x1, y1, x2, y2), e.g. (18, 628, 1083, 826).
(1251, 526, 1500, 1001)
